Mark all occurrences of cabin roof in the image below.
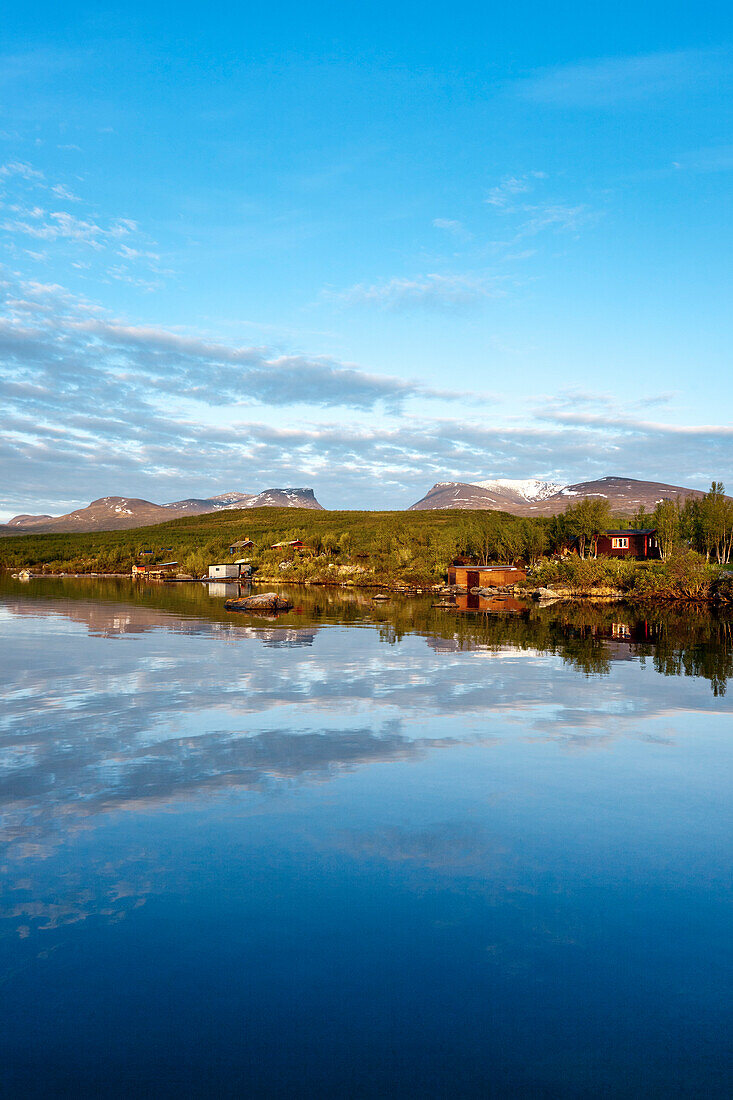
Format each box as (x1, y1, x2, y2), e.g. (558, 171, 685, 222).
(449, 563, 524, 570)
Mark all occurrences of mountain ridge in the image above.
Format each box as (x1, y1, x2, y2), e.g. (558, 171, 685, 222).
(4, 488, 323, 534)
(2, 477, 724, 537)
(409, 476, 714, 515)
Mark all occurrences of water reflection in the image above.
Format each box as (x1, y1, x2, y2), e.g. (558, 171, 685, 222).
(1, 577, 732, 1095)
(3, 575, 732, 688)
(204, 580, 241, 599)
(1, 576, 730, 847)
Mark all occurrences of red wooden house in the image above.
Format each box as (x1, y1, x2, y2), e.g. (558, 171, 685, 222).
(594, 529, 660, 560)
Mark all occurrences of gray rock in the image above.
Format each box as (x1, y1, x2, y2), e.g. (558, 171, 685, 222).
(531, 587, 559, 600)
(225, 592, 293, 611)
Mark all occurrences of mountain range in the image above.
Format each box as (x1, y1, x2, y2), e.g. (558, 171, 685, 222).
(0, 476, 718, 536)
(2, 488, 323, 535)
(408, 476, 709, 515)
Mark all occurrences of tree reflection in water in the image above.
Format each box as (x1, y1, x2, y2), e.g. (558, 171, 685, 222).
(3, 574, 732, 692)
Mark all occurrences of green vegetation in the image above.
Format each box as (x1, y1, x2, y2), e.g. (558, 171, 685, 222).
(556, 497, 612, 559)
(2, 481, 732, 600)
(624, 482, 733, 564)
(0, 506, 555, 584)
(530, 551, 729, 601)
(549, 483, 733, 564)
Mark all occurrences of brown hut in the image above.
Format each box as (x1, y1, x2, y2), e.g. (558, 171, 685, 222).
(447, 564, 527, 588)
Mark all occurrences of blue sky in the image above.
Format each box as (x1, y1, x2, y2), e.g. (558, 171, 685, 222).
(1, 2, 731, 515)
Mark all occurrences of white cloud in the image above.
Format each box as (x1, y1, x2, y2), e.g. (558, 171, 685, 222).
(50, 183, 81, 201)
(431, 218, 471, 240)
(328, 273, 495, 311)
(0, 160, 44, 181)
(106, 266, 163, 292)
(517, 203, 594, 236)
(671, 145, 733, 174)
(483, 173, 597, 240)
(485, 172, 546, 208)
(1, 271, 730, 515)
(1, 273, 731, 517)
(0, 160, 165, 284)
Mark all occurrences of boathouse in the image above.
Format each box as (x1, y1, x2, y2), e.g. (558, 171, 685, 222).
(208, 563, 242, 580)
(149, 561, 179, 578)
(447, 564, 527, 588)
(133, 560, 179, 578)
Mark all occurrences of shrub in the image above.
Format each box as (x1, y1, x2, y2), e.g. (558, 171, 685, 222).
(528, 555, 635, 591)
(711, 569, 733, 602)
(630, 551, 713, 601)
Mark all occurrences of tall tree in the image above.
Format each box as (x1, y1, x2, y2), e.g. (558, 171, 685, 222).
(563, 498, 611, 559)
(520, 519, 547, 566)
(652, 500, 681, 561)
(697, 482, 732, 563)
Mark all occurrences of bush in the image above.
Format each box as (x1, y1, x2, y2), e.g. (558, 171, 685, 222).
(711, 569, 733, 602)
(528, 555, 636, 591)
(630, 551, 714, 601)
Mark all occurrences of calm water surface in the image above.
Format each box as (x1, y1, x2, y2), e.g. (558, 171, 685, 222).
(1, 577, 732, 1097)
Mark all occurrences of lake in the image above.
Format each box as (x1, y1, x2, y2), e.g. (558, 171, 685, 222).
(1, 577, 732, 1097)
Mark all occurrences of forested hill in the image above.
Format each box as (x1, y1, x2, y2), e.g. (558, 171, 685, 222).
(0, 505, 551, 579)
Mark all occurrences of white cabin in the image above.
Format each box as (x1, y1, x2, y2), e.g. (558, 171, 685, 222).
(207, 563, 240, 580)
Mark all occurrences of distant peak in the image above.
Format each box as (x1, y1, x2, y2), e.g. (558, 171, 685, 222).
(473, 478, 567, 501)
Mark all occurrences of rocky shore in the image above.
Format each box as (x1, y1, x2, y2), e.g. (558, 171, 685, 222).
(6, 568, 732, 604)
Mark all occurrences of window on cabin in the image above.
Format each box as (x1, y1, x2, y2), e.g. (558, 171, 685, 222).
(611, 537, 629, 549)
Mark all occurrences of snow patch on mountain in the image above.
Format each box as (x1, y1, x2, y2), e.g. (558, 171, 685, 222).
(473, 478, 567, 501)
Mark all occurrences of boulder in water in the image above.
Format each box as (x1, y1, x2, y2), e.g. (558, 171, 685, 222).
(225, 592, 293, 612)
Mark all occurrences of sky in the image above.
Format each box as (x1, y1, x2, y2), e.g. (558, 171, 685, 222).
(1, 1, 731, 516)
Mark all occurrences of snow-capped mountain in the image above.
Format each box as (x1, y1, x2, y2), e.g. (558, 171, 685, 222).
(5, 488, 324, 534)
(240, 488, 322, 510)
(163, 492, 256, 513)
(409, 476, 709, 515)
(473, 479, 567, 502)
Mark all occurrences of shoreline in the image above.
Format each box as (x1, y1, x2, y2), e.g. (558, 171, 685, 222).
(5, 569, 732, 605)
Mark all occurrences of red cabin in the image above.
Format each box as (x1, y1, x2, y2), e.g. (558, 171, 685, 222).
(447, 565, 527, 588)
(595, 529, 660, 560)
